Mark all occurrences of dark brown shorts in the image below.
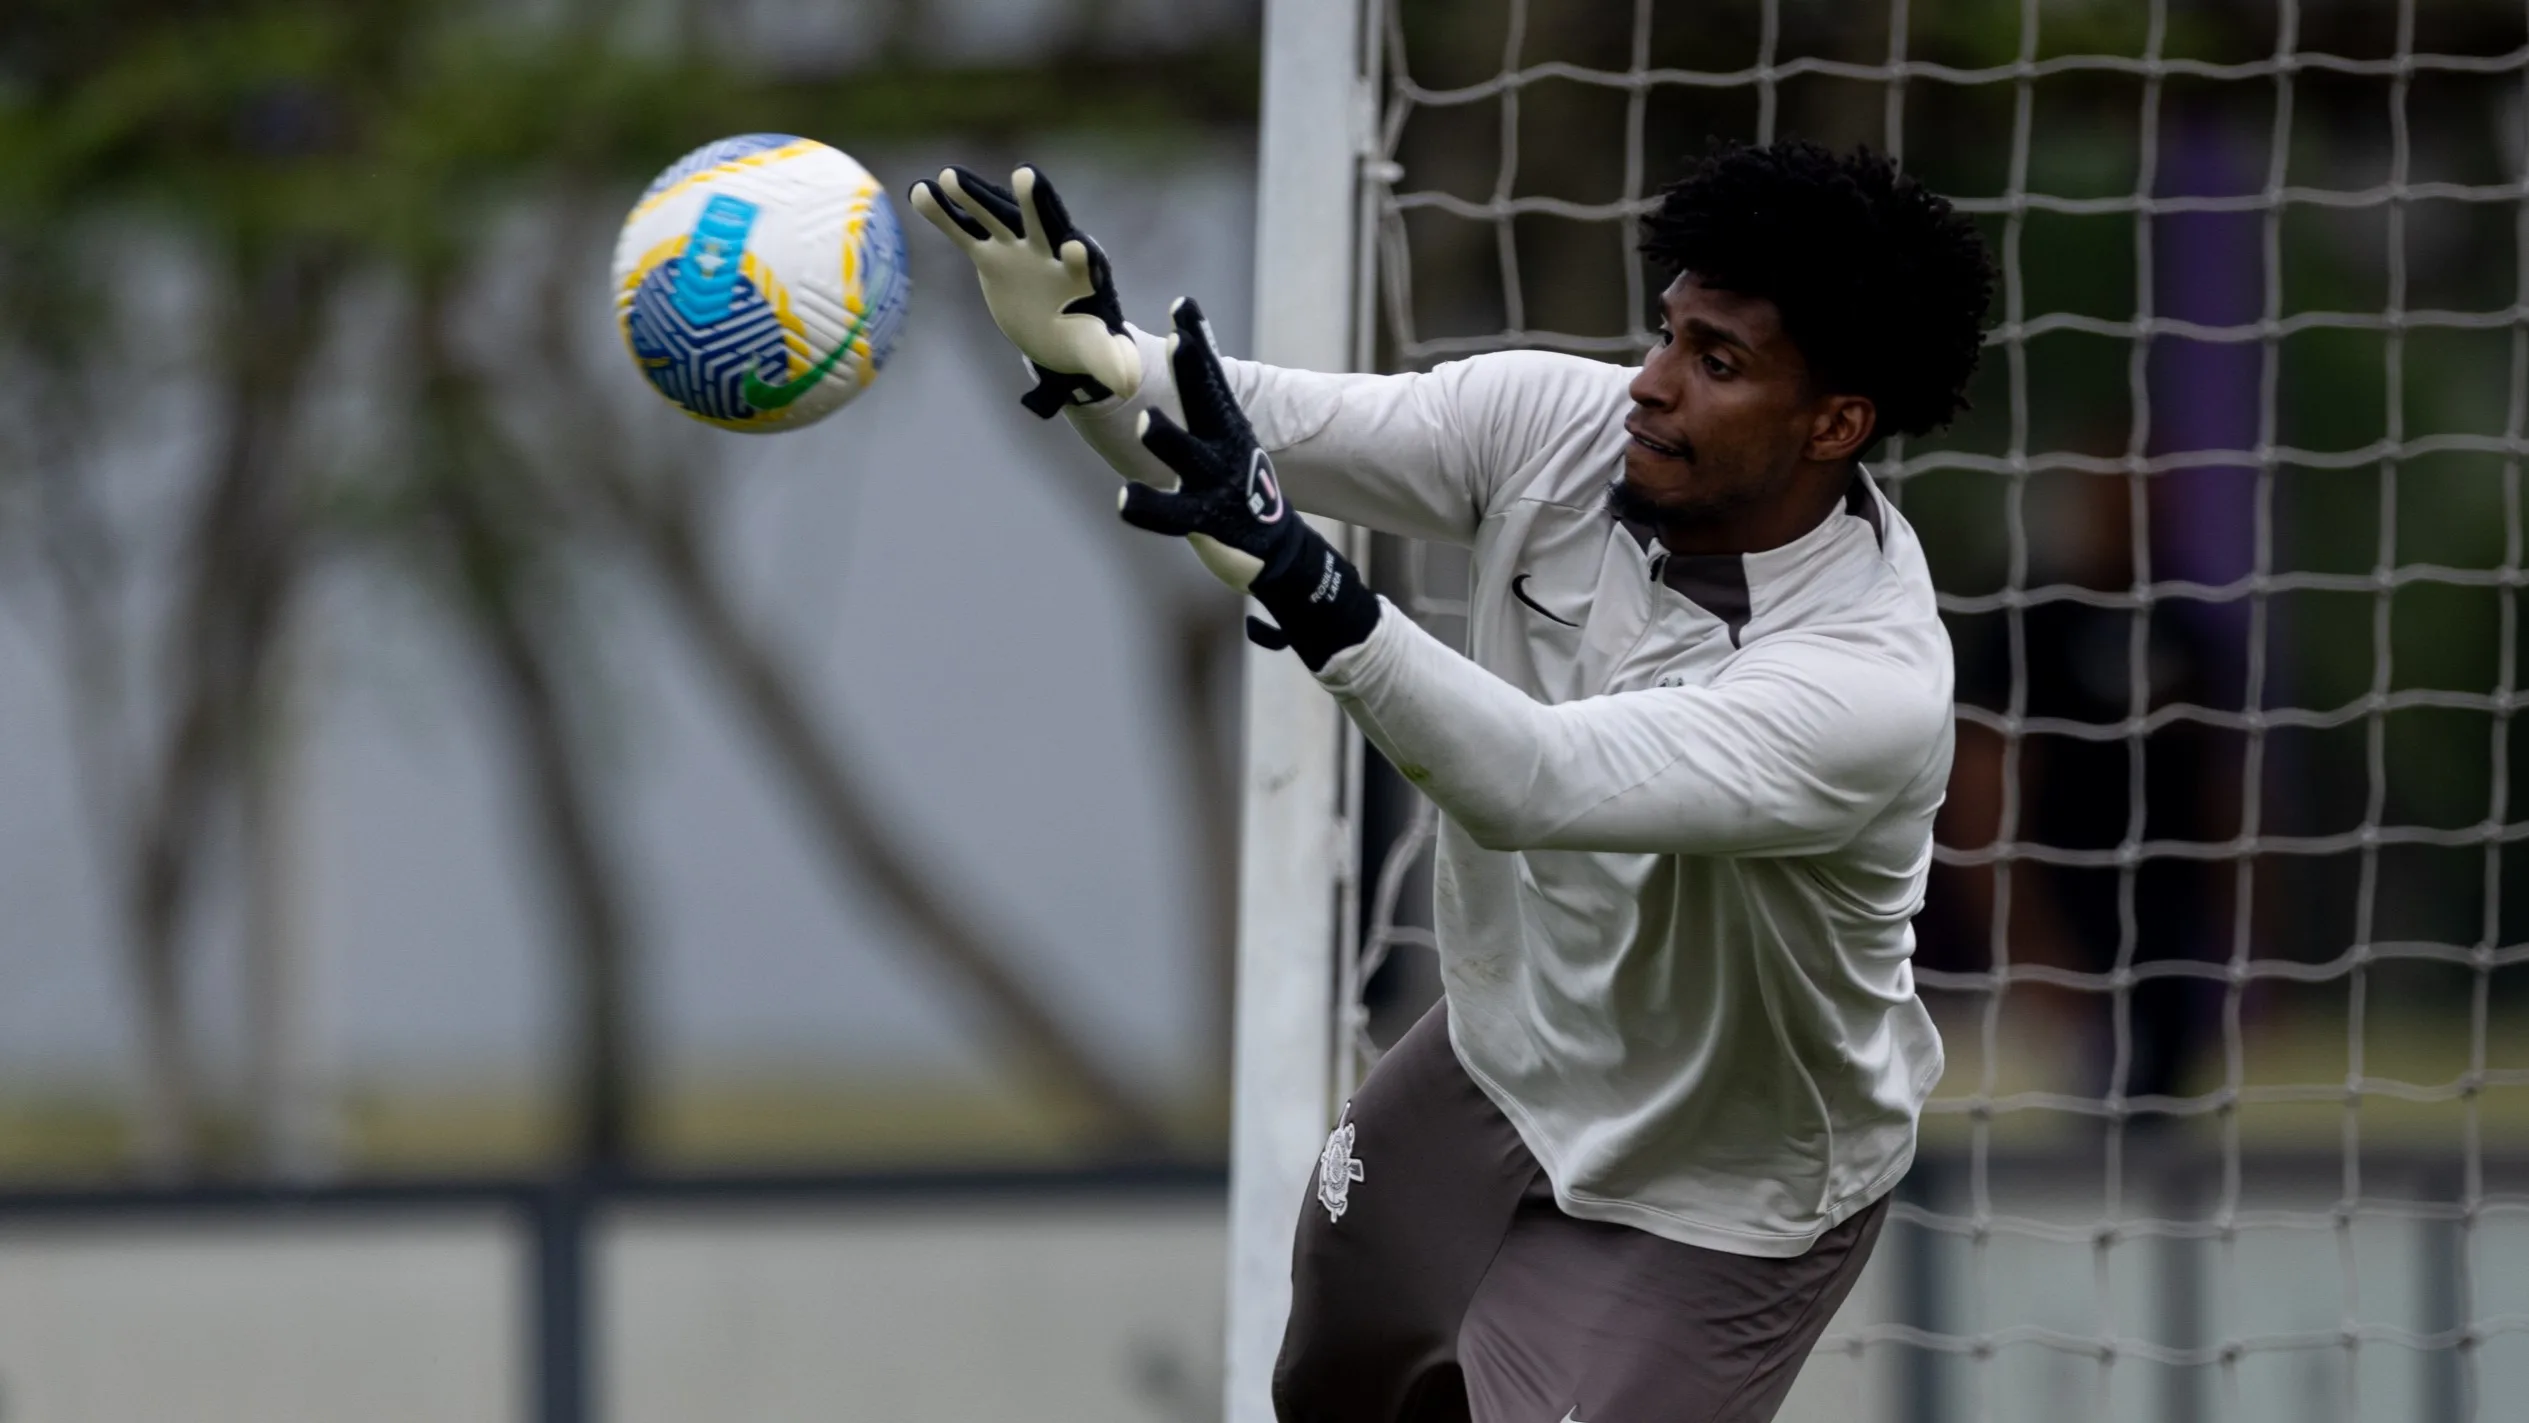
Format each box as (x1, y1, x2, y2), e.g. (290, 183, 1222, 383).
(1273, 1005, 1887, 1423)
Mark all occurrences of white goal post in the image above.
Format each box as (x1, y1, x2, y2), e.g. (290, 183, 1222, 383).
(1226, 2, 1376, 1419)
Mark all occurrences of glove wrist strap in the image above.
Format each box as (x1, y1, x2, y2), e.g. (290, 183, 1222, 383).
(1249, 531, 1381, 672)
(1020, 363, 1114, 418)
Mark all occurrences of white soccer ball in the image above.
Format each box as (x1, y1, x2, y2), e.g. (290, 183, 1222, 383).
(612, 134, 911, 433)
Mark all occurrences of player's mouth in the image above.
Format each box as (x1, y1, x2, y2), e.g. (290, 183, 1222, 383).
(1625, 420, 1692, 462)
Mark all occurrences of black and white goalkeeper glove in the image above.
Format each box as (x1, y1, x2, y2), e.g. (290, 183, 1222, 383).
(1120, 299, 1382, 671)
(907, 164, 1143, 417)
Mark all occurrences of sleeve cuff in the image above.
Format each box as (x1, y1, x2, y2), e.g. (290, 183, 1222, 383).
(1311, 595, 1409, 692)
(1061, 325, 1183, 488)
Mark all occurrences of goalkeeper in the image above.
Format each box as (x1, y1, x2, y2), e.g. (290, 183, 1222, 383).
(914, 141, 1992, 1423)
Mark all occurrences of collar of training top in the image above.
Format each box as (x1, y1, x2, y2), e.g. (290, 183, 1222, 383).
(1611, 467, 1886, 649)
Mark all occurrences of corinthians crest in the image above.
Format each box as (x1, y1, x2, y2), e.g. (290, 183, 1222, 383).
(1316, 1119, 1366, 1223)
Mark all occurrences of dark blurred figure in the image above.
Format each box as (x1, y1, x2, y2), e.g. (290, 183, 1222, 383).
(1934, 472, 2232, 1108)
(1923, 116, 2259, 1111)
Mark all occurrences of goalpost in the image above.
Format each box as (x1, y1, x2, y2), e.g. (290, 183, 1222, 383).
(1237, 1, 2529, 1420)
(1227, 3, 1375, 1417)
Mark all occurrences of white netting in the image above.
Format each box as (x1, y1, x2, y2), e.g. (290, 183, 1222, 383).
(1343, 1, 2529, 1418)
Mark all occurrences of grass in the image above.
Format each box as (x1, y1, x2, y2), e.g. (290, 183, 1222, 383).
(1921, 993, 2529, 1154)
(4, 1000, 2519, 1182)
(0, 1072, 1228, 1182)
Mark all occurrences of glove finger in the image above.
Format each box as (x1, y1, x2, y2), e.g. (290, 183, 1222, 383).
(1189, 534, 1267, 592)
(942, 166, 1025, 243)
(1117, 479, 1204, 537)
(1058, 239, 1095, 290)
(1018, 164, 1078, 240)
(1014, 165, 1070, 259)
(1136, 409, 1226, 491)
(908, 179, 988, 246)
(1166, 297, 1241, 441)
(1174, 293, 1224, 356)
(1058, 236, 1120, 320)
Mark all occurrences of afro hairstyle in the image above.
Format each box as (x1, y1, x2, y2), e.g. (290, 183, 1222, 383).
(1639, 140, 1994, 442)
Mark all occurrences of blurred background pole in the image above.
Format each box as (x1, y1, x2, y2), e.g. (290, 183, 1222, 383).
(1226, 0, 1367, 1417)
(244, 612, 336, 1180)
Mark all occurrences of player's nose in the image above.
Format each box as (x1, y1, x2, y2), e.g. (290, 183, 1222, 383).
(1628, 351, 1682, 414)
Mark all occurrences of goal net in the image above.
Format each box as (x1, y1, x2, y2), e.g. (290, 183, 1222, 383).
(1287, 1, 2529, 1419)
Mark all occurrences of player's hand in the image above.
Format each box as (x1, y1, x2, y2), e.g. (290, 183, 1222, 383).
(1121, 298, 1380, 670)
(908, 164, 1143, 417)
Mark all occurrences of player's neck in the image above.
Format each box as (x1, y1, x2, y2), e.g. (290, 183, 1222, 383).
(1652, 461, 1854, 559)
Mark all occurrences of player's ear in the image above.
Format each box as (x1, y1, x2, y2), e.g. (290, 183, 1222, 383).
(1805, 394, 1877, 464)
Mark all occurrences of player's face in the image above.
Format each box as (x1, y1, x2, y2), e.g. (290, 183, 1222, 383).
(1620, 275, 1851, 529)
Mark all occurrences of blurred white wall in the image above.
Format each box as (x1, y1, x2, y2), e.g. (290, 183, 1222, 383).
(0, 1213, 525, 1423)
(604, 1198, 1226, 1422)
(0, 1186, 2515, 1422)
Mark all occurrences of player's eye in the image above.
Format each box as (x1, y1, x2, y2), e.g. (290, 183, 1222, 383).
(1702, 353, 1734, 378)
(1655, 327, 1675, 347)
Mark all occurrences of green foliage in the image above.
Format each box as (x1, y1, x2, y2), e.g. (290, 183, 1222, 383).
(0, 0, 1257, 268)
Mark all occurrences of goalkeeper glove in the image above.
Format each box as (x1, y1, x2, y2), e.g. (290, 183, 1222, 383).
(907, 164, 1143, 417)
(1120, 299, 1382, 672)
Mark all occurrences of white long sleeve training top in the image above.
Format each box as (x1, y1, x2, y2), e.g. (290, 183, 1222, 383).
(1072, 328, 1952, 1258)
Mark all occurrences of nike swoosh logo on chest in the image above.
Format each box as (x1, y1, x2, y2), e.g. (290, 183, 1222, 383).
(1512, 573, 1580, 627)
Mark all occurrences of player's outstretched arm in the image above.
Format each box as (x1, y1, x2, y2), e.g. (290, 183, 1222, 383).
(1092, 330, 1602, 548)
(911, 172, 1575, 546)
(1327, 611, 1953, 859)
(1119, 298, 1382, 668)
(908, 164, 1143, 416)
(1121, 309, 1947, 856)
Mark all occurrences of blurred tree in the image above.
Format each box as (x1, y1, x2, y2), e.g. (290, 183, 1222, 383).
(0, 0, 1258, 1175)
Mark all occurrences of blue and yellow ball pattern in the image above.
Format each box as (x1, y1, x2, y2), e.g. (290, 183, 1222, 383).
(612, 135, 910, 433)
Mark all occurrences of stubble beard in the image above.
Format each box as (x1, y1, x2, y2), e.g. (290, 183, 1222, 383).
(1604, 471, 1679, 528)
(1606, 462, 1756, 530)
(1608, 440, 1810, 539)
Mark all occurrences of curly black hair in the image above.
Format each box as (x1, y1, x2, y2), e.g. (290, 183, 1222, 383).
(1640, 140, 1994, 441)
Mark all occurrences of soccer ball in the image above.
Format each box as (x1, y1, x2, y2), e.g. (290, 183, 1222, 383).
(612, 134, 911, 433)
